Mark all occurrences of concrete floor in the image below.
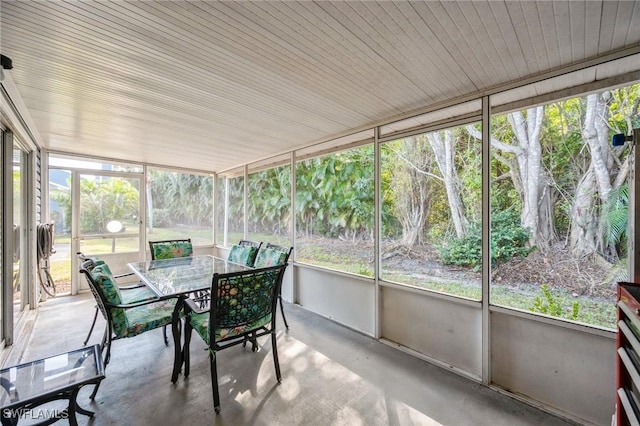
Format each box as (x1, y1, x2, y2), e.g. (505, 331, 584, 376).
(5, 293, 576, 426)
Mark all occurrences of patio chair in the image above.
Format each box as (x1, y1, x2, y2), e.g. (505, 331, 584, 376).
(182, 263, 288, 414)
(238, 239, 262, 250)
(77, 252, 163, 345)
(254, 244, 293, 329)
(79, 257, 180, 398)
(149, 238, 193, 260)
(226, 243, 260, 267)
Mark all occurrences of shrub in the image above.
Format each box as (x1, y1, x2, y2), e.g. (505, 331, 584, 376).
(438, 208, 532, 267)
(530, 284, 579, 321)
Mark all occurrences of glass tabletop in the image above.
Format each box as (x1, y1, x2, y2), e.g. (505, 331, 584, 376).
(0, 345, 103, 407)
(128, 255, 251, 297)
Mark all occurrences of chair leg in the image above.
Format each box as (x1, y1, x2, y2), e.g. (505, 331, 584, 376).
(163, 325, 168, 346)
(242, 331, 257, 351)
(211, 351, 221, 414)
(249, 331, 258, 352)
(279, 294, 289, 330)
(271, 331, 281, 383)
(103, 324, 113, 367)
(84, 306, 99, 346)
(184, 318, 192, 378)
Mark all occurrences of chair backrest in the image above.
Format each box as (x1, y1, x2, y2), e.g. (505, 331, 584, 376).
(209, 264, 287, 344)
(77, 252, 106, 268)
(253, 244, 293, 268)
(78, 257, 128, 336)
(149, 238, 193, 260)
(238, 239, 263, 249)
(226, 244, 259, 267)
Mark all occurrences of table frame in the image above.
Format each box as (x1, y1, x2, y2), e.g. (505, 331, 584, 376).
(0, 345, 105, 426)
(128, 255, 251, 382)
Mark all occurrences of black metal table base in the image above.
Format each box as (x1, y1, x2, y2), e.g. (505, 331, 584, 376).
(1, 383, 100, 426)
(171, 298, 185, 383)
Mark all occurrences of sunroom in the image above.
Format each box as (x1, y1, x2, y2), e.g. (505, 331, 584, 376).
(2, 2, 640, 425)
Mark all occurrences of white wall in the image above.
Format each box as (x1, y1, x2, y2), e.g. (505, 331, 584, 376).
(296, 268, 615, 426)
(381, 285, 482, 379)
(491, 310, 615, 425)
(295, 265, 375, 336)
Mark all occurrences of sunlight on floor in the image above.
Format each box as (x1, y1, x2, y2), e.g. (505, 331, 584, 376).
(237, 337, 443, 425)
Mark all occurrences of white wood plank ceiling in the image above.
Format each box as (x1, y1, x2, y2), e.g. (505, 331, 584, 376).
(1, 1, 639, 172)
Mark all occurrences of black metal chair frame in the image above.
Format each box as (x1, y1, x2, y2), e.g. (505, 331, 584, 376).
(148, 238, 193, 260)
(76, 252, 166, 346)
(78, 258, 177, 399)
(264, 243, 293, 329)
(238, 239, 263, 250)
(183, 263, 287, 414)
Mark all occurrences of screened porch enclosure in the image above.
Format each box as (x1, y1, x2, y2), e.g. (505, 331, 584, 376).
(34, 73, 638, 426)
(2, 2, 640, 425)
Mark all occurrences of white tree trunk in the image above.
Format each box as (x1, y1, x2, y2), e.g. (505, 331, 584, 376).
(584, 93, 613, 203)
(570, 92, 614, 257)
(509, 107, 546, 247)
(392, 137, 432, 248)
(468, 107, 552, 249)
(570, 166, 598, 257)
(427, 130, 468, 238)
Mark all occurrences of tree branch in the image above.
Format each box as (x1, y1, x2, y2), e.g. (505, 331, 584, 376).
(386, 145, 444, 182)
(465, 125, 521, 154)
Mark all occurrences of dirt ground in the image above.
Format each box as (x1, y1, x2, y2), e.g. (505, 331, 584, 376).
(47, 237, 619, 300)
(300, 236, 619, 300)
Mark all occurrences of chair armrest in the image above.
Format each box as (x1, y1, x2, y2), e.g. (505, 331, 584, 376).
(184, 297, 209, 315)
(113, 272, 134, 279)
(113, 272, 146, 290)
(104, 296, 177, 310)
(118, 282, 146, 290)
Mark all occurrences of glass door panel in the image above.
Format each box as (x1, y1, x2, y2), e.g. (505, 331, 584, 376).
(49, 168, 72, 294)
(12, 145, 26, 322)
(77, 174, 142, 255)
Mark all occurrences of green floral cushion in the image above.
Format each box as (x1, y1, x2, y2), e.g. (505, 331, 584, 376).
(188, 267, 280, 346)
(226, 245, 259, 266)
(118, 300, 177, 338)
(90, 265, 176, 338)
(253, 248, 288, 268)
(121, 286, 157, 304)
(188, 311, 271, 345)
(90, 264, 122, 305)
(151, 241, 193, 260)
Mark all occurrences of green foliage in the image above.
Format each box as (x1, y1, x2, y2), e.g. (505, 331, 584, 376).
(530, 284, 579, 321)
(52, 177, 139, 234)
(490, 209, 534, 263)
(149, 170, 213, 228)
(438, 208, 532, 267)
(247, 165, 291, 236)
(604, 183, 628, 249)
(437, 221, 481, 267)
(357, 263, 374, 277)
(295, 146, 374, 239)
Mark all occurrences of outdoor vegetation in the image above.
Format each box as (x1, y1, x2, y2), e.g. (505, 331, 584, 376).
(230, 84, 638, 329)
(47, 84, 639, 329)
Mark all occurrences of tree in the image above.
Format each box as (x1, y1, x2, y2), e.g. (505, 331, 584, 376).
(570, 90, 634, 259)
(148, 171, 213, 229)
(427, 130, 468, 238)
(470, 107, 554, 250)
(382, 137, 435, 248)
(295, 146, 374, 240)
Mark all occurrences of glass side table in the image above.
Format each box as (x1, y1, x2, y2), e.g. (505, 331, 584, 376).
(0, 345, 105, 426)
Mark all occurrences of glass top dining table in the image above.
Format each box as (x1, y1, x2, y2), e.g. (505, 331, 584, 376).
(128, 255, 251, 298)
(127, 255, 252, 382)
